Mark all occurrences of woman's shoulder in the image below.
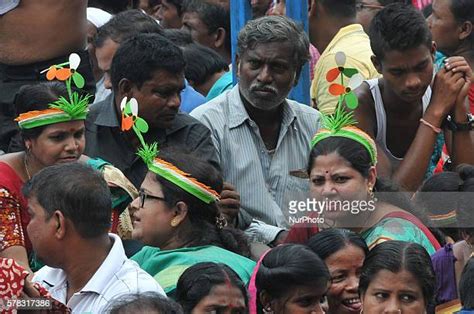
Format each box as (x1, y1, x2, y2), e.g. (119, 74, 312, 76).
(0, 155, 24, 190)
(0, 153, 20, 170)
(133, 245, 254, 264)
(131, 245, 256, 296)
(132, 245, 255, 279)
(363, 217, 436, 254)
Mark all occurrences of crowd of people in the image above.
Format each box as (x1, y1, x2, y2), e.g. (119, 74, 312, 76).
(1, 0, 474, 313)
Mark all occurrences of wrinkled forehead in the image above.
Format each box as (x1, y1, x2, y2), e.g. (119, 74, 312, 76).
(240, 40, 294, 59)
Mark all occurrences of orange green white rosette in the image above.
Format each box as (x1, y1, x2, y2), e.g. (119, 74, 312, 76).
(120, 96, 220, 204)
(15, 53, 90, 130)
(311, 51, 377, 166)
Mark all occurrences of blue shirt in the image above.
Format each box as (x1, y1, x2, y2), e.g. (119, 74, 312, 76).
(206, 71, 233, 101)
(180, 80, 207, 113)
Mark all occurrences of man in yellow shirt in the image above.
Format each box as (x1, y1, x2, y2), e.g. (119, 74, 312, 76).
(308, 0, 379, 114)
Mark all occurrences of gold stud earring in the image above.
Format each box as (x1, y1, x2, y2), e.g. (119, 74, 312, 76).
(170, 217, 180, 227)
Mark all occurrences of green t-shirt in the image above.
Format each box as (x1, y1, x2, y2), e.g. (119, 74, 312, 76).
(132, 245, 256, 298)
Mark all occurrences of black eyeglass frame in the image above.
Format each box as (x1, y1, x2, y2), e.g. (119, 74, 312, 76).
(138, 189, 167, 208)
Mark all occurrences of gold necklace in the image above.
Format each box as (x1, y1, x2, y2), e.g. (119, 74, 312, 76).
(24, 154, 32, 180)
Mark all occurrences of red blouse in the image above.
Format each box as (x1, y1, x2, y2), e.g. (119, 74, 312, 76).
(0, 162, 31, 254)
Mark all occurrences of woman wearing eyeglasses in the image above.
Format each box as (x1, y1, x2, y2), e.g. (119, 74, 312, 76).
(129, 149, 255, 299)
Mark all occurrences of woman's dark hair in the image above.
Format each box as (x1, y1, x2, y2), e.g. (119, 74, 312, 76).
(359, 241, 436, 309)
(309, 137, 413, 211)
(459, 257, 474, 309)
(456, 165, 474, 238)
(15, 82, 69, 141)
(154, 148, 250, 257)
(256, 244, 330, 307)
(176, 262, 248, 313)
(416, 171, 462, 242)
(415, 164, 474, 240)
(106, 292, 183, 314)
(307, 229, 369, 261)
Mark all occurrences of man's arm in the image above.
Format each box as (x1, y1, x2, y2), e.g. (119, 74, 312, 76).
(393, 63, 467, 191)
(354, 68, 464, 191)
(445, 58, 474, 167)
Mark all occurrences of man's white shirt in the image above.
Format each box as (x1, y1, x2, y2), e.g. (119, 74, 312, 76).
(33, 233, 165, 313)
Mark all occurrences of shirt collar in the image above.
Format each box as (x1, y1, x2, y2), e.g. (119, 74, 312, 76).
(228, 84, 297, 129)
(35, 234, 126, 296)
(79, 233, 127, 294)
(228, 85, 251, 129)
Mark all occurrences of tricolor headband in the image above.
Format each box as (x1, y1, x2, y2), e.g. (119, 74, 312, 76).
(15, 53, 90, 129)
(310, 51, 377, 166)
(429, 210, 457, 227)
(149, 158, 220, 204)
(121, 97, 220, 204)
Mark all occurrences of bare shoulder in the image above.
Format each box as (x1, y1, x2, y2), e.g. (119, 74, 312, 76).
(353, 82, 376, 137)
(0, 0, 87, 64)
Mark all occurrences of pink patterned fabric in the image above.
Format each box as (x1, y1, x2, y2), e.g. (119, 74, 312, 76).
(309, 44, 320, 81)
(248, 249, 271, 314)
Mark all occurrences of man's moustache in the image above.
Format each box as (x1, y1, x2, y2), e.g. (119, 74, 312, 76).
(250, 85, 277, 94)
